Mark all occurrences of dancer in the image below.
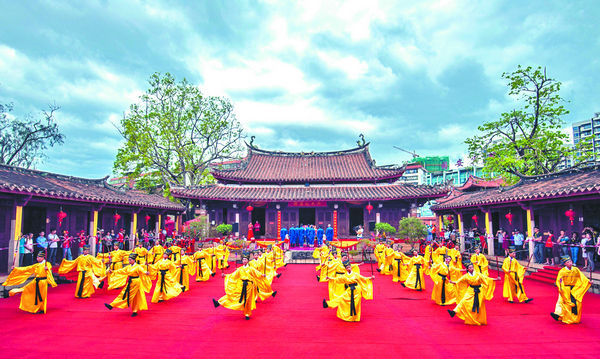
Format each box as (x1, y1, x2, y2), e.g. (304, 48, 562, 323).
(2, 252, 57, 314)
(390, 249, 410, 283)
(192, 246, 215, 282)
(402, 250, 428, 291)
(216, 240, 231, 270)
(104, 253, 151, 317)
(317, 248, 342, 282)
(148, 240, 164, 264)
(149, 249, 182, 303)
(323, 259, 374, 322)
(551, 255, 591, 324)
(447, 260, 499, 325)
(502, 247, 533, 304)
(58, 245, 106, 298)
(430, 256, 460, 306)
(133, 241, 148, 265)
(212, 251, 276, 320)
(176, 249, 194, 292)
(470, 245, 489, 276)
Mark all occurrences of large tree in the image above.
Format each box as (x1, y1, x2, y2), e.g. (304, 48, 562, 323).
(0, 100, 64, 168)
(465, 66, 592, 184)
(113, 72, 245, 194)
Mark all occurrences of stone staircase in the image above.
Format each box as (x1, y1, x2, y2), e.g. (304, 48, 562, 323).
(527, 265, 560, 285)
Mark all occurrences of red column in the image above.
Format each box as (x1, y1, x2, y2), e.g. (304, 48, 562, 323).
(333, 210, 338, 240)
(277, 211, 281, 240)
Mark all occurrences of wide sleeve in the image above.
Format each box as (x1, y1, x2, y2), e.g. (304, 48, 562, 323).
(223, 268, 242, 295)
(571, 268, 591, 303)
(45, 262, 58, 288)
(91, 256, 107, 277)
(356, 275, 374, 300)
(429, 263, 441, 283)
(481, 275, 496, 300)
(312, 247, 321, 259)
(108, 266, 130, 290)
(58, 257, 80, 274)
(455, 274, 470, 303)
(2, 264, 36, 286)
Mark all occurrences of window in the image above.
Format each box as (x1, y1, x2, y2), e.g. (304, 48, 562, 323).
(290, 212, 296, 222)
(268, 212, 276, 221)
(282, 212, 289, 221)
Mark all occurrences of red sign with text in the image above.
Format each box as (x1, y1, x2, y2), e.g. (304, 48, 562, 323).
(288, 201, 328, 207)
(277, 211, 281, 239)
(333, 210, 338, 240)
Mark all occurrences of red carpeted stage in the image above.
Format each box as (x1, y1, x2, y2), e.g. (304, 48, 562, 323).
(1, 264, 599, 359)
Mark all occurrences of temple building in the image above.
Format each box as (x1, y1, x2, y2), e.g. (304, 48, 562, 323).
(0, 164, 184, 272)
(171, 143, 448, 239)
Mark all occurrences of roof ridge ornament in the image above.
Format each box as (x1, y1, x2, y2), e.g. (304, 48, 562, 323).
(356, 134, 366, 147)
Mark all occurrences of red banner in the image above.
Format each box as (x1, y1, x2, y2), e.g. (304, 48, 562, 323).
(333, 210, 338, 240)
(288, 201, 328, 207)
(277, 211, 281, 239)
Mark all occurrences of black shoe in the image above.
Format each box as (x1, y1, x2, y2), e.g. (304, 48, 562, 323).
(131, 312, 138, 317)
(98, 281, 105, 289)
(104, 303, 113, 310)
(508, 301, 514, 304)
(550, 312, 559, 321)
(401, 283, 406, 288)
(245, 315, 250, 320)
(376, 268, 381, 273)
(212, 299, 220, 308)
(323, 299, 328, 308)
(158, 299, 164, 303)
(447, 309, 455, 318)
(277, 273, 282, 278)
(285, 263, 288, 267)
(316, 275, 320, 282)
(211, 273, 216, 277)
(36, 311, 45, 314)
(525, 298, 533, 303)
(272, 291, 277, 298)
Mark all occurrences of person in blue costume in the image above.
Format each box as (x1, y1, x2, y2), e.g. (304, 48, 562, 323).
(317, 226, 324, 247)
(280, 227, 288, 243)
(290, 226, 297, 247)
(326, 224, 334, 242)
(307, 226, 316, 247)
(299, 225, 306, 247)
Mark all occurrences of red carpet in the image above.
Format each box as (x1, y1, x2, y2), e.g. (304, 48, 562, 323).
(1, 264, 600, 359)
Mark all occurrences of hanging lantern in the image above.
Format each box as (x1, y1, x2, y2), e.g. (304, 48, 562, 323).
(471, 214, 478, 226)
(113, 212, 121, 225)
(57, 208, 67, 227)
(145, 215, 151, 225)
(505, 212, 514, 225)
(246, 205, 254, 212)
(446, 215, 453, 222)
(565, 209, 576, 225)
(366, 202, 373, 214)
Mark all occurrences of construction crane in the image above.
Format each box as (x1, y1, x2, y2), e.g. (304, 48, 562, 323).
(393, 146, 419, 159)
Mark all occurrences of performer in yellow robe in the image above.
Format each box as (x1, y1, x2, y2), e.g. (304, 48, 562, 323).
(192, 247, 214, 282)
(430, 256, 461, 306)
(168, 244, 182, 262)
(249, 251, 281, 284)
(374, 241, 387, 268)
(149, 249, 182, 303)
(148, 242, 164, 264)
(215, 241, 230, 270)
(317, 250, 342, 282)
(378, 246, 396, 275)
(104, 253, 152, 317)
(204, 242, 219, 273)
(213, 252, 276, 320)
(340, 253, 362, 274)
(313, 242, 329, 267)
(448, 247, 463, 270)
(390, 250, 410, 283)
(402, 250, 428, 291)
(325, 258, 347, 300)
(424, 242, 433, 263)
(502, 247, 533, 303)
(175, 250, 194, 292)
(551, 255, 591, 324)
(470, 246, 489, 276)
(133, 242, 149, 265)
(447, 260, 499, 325)
(323, 259, 374, 322)
(58, 245, 106, 298)
(432, 245, 448, 265)
(2, 252, 57, 314)
(272, 241, 286, 268)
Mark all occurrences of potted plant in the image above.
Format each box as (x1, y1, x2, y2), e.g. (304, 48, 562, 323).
(398, 217, 427, 251)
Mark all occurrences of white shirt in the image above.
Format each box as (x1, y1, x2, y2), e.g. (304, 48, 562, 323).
(48, 233, 58, 248)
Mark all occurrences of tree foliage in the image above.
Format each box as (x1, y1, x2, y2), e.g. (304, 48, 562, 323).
(216, 223, 233, 235)
(113, 72, 245, 193)
(0, 100, 64, 168)
(465, 66, 592, 184)
(398, 217, 427, 249)
(375, 222, 396, 235)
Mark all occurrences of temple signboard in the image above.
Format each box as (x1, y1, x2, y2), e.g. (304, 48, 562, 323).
(288, 201, 328, 207)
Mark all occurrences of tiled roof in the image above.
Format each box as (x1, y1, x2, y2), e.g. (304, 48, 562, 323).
(0, 164, 184, 211)
(210, 144, 405, 183)
(171, 183, 448, 201)
(455, 175, 504, 191)
(432, 166, 600, 210)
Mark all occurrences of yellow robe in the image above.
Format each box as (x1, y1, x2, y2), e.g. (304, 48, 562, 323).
(217, 265, 272, 316)
(391, 251, 410, 283)
(553, 267, 591, 324)
(149, 245, 165, 264)
(430, 262, 460, 306)
(404, 255, 428, 291)
(375, 244, 386, 267)
(272, 244, 285, 268)
(326, 261, 347, 300)
(168, 245, 182, 262)
(149, 259, 182, 303)
(108, 264, 152, 313)
(204, 247, 219, 273)
(471, 253, 489, 277)
(318, 257, 342, 282)
(192, 250, 214, 281)
(315, 246, 331, 270)
(448, 248, 463, 269)
(133, 247, 149, 265)
(379, 247, 395, 275)
(424, 245, 433, 263)
(433, 246, 449, 264)
(58, 254, 106, 298)
(120, 250, 132, 267)
(453, 271, 496, 325)
(502, 257, 529, 303)
(215, 244, 230, 269)
(3, 261, 57, 313)
(325, 271, 373, 322)
(175, 255, 194, 292)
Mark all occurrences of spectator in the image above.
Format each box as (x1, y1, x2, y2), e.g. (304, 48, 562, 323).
(502, 229, 510, 256)
(62, 230, 73, 261)
(47, 228, 59, 266)
(513, 229, 525, 260)
(544, 229, 555, 265)
(532, 226, 544, 264)
(557, 229, 570, 256)
(35, 231, 47, 258)
(96, 229, 104, 254)
(496, 228, 504, 255)
(19, 233, 34, 266)
(570, 232, 580, 266)
(581, 231, 595, 272)
(254, 221, 261, 239)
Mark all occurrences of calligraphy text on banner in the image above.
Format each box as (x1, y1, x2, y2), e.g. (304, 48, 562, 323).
(288, 201, 328, 207)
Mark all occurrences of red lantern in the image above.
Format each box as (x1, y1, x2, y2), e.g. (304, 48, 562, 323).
(246, 205, 253, 212)
(446, 215, 453, 222)
(145, 215, 151, 225)
(113, 213, 121, 225)
(471, 214, 478, 226)
(57, 210, 67, 227)
(505, 212, 514, 225)
(565, 209, 576, 225)
(366, 203, 373, 214)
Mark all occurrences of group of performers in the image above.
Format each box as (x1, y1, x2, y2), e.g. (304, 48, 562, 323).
(283, 224, 334, 247)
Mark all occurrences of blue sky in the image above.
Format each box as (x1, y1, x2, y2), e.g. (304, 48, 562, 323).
(1, 0, 599, 179)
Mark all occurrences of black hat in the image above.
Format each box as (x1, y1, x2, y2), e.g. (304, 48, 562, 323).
(342, 259, 351, 267)
(129, 253, 138, 261)
(463, 260, 473, 268)
(37, 251, 46, 258)
(83, 244, 90, 250)
(560, 255, 572, 264)
(165, 249, 173, 256)
(242, 251, 251, 260)
(508, 246, 516, 253)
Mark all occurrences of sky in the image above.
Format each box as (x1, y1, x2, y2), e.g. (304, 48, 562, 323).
(1, 0, 599, 179)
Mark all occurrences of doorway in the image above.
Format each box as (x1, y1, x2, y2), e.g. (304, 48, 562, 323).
(298, 208, 315, 226)
(251, 207, 266, 236)
(23, 206, 47, 238)
(349, 208, 364, 235)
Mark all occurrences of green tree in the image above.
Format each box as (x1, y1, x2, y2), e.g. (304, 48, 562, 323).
(375, 222, 396, 235)
(113, 72, 245, 194)
(216, 223, 233, 235)
(0, 100, 64, 168)
(465, 66, 592, 184)
(398, 217, 427, 250)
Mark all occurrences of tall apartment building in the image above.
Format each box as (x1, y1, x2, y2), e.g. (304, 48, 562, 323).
(572, 112, 600, 160)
